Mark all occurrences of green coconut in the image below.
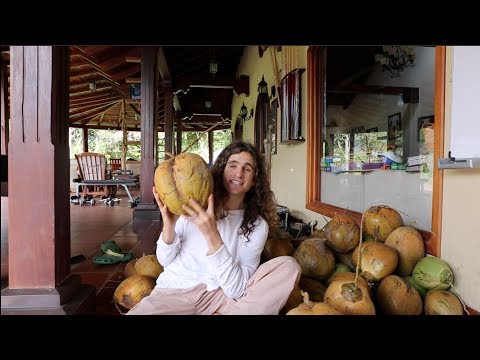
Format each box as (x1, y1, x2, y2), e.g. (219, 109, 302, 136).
(412, 256, 454, 290)
(405, 276, 428, 299)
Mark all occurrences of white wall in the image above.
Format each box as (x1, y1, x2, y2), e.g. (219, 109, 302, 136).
(440, 47, 480, 311)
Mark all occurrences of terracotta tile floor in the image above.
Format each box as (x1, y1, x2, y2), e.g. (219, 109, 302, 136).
(1, 188, 162, 315)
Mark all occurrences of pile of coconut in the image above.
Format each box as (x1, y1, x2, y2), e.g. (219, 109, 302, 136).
(265, 205, 466, 315)
(113, 254, 163, 312)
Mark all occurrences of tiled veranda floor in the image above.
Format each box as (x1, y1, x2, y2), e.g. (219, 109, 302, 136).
(1, 188, 161, 315)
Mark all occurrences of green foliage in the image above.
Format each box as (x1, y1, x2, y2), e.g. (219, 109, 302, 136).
(69, 128, 232, 164)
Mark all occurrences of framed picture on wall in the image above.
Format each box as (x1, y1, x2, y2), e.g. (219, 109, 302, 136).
(388, 112, 401, 140)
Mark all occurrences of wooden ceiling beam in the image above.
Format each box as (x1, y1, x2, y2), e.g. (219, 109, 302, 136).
(111, 65, 141, 82)
(70, 88, 116, 100)
(70, 100, 120, 120)
(157, 47, 171, 82)
(126, 78, 141, 84)
(98, 48, 139, 71)
(126, 57, 141, 63)
(70, 96, 123, 110)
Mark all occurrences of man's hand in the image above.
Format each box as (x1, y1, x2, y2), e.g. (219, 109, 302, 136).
(182, 194, 223, 254)
(153, 186, 179, 244)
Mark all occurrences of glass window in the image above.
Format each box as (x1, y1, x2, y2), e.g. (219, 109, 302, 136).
(307, 46, 438, 234)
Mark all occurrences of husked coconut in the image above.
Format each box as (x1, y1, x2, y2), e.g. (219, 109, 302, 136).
(154, 152, 213, 215)
(113, 274, 155, 310)
(124, 258, 138, 278)
(293, 238, 335, 281)
(362, 205, 403, 242)
(385, 226, 425, 276)
(376, 275, 423, 315)
(324, 213, 360, 253)
(287, 291, 342, 315)
(135, 255, 163, 279)
(324, 278, 376, 315)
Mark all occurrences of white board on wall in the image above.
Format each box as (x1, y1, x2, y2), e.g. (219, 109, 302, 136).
(450, 46, 480, 159)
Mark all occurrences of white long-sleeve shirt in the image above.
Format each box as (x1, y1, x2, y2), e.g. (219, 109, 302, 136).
(155, 210, 268, 299)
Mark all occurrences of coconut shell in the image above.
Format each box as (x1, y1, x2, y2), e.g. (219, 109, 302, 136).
(154, 152, 214, 216)
(124, 258, 138, 278)
(324, 213, 360, 253)
(327, 272, 372, 298)
(135, 255, 163, 279)
(355, 241, 398, 282)
(385, 226, 425, 276)
(286, 290, 342, 315)
(113, 274, 155, 310)
(293, 238, 335, 281)
(298, 277, 327, 302)
(324, 279, 376, 315)
(263, 237, 295, 261)
(424, 289, 464, 315)
(362, 205, 403, 242)
(281, 283, 304, 314)
(376, 275, 423, 315)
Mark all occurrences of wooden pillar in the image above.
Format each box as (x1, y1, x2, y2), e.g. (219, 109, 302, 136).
(1, 64, 9, 196)
(176, 114, 182, 155)
(1, 65, 9, 156)
(208, 131, 213, 164)
(82, 127, 88, 152)
(164, 83, 174, 158)
(1, 46, 95, 314)
(133, 47, 160, 221)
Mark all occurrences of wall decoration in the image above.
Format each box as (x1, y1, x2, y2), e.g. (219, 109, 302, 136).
(388, 112, 402, 140)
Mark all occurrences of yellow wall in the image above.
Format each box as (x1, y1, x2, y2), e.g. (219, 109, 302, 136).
(238, 46, 479, 311)
(440, 47, 480, 311)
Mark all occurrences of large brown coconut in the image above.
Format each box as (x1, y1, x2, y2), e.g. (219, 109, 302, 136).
(362, 205, 403, 242)
(262, 237, 295, 261)
(324, 213, 360, 253)
(154, 152, 214, 215)
(354, 241, 398, 282)
(298, 277, 327, 302)
(124, 258, 138, 278)
(384, 226, 425, 276)
(287, 291, 342, 315)
(424, 289, 464, 315)
(135, 255, 163, 279)
(327, 272, 372, 298)
(281, 283, 304, 314)
(268, 227, 294, 241)
(324, 279, 376, 315)
(376, 275, 423, 315)
(293, 238, 335, 281)
(113, 274, 155, 310)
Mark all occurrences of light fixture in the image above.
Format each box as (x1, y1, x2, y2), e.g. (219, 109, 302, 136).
(236, 102, 253, 125)
(257, 75, 276, 102)
(376, 46, 415, 78)
(88, 82, 97, 91)
(205, 98, 212, 112)
(209, 59, 218, 78)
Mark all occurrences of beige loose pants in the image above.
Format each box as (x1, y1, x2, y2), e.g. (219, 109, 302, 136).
(127, 256, 301, 315)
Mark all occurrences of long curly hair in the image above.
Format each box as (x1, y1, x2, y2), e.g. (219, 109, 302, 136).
(211, 141, 278, 239)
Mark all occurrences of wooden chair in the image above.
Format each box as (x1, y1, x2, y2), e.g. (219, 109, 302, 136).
(75, 152, 112, 197)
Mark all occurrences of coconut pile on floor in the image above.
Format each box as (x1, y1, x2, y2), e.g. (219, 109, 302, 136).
(265, 205, 466, 315)
(113, 254, 163, 311)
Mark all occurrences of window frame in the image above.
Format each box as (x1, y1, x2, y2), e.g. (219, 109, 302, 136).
(305, 46, 446, 256)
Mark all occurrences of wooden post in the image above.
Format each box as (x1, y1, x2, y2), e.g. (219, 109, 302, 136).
(1, 66, 9, 156)
(1, 46, 95, 314)
(133, 47, 160, 221)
